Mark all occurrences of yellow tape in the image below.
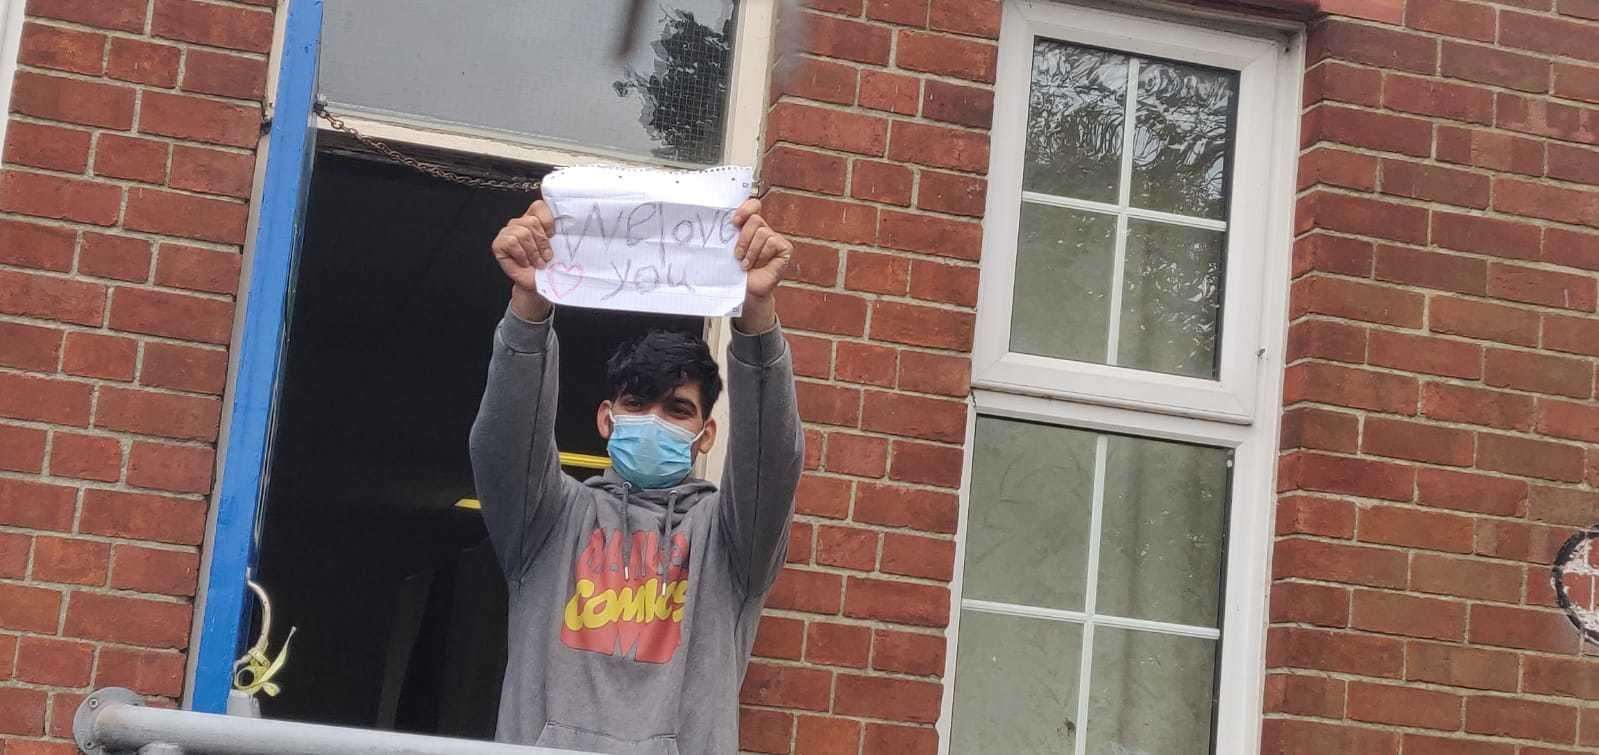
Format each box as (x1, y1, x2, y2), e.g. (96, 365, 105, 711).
(456, 452, 611, 510)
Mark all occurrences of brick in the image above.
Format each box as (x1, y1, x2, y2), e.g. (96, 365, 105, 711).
(907, 261, 979, 309)
(1418, 467, 1529, 515)
(1362, 417, 1474, 466)
(1267, 626, 1404, 678)
(140, 91, 260, 149)
(80, 487, 204, 546)
(1554, 62, 1599, 104)
(170, 145, 255, 200)
(738, 663, 831, 711)
(930, 0, 998, 37)
(50, 431, 121, 482)
(154, 243, 242, 295)
(787, 333, 832, 379)
(32, 536, 108, 587)
(1498, 176, 1599, 228)
(858, 70, 920, 116)
(1292, 276, 1423, 327)
(1375, 245, 1489, 298)
(1524, 654, 1599, 700)
(767, 567, 843, 613)
(801, 0, 861, 12)
(1265, 673, 1346, 718)
(1502, 9, 1599, 63)
(844, 575, 948, 626)
(764, 192, 878, 245)
(0, 169, 120, 226)
(127, 441, 214, 494)
(1260, 720, 1400, 755)
(1285, 319, 1367, 364)
(878, 210, 982, 260)
(834, 341, 896, 387)
(1431, 210, 1541, 260)
(752, 615, 804, 660)
(152, 0, 273, 52)
(1528, 484, 1599, 526)
(1367, 330, 1481, 379)
(0, 533, 28, 578)
(801, 13, 891, 65)
(0, 583, 61, 633)
(0, 423, 47, 473)
(1276, 495, 1357, 538)
(1546, 313, 1599, 357)
(861, 391, 964, 443)
(1539, 398, 1599, 442)
(872, 628, 944, 675)
(1283, 363, 1417, 415)
(1300, 147, 1379, 191)
(844, 250, 910, 295)
(765, 145, 845, 195)
(815, 525, 877, 572)
(1408, 641, 1520, 692)
(1307, 105, 1433, 158)
(1496, 93, 1599, 146)
(95, 385, 222, 442)
(1273, 538, 1408, 588)
(739, 707, 792, 754)
(788, 522, 812, 564)
(834, 673, 943, 724)
(3, 121, 90, 173)
(850, 160, 913, 205)
(1347, 681, 1462, 730)
(0, 321, 61, 373)
(1429, 296, 1540, 347)
(0, 685, 47, 735)
(28, 0, 146, 31)
(1289, 450, 1415, 501)
(125, 187, 250, 245)
(769, 102, 886, 156)
(0, 478, 76, 531)
(774, 55, 856, 106)
(1359, 503, 1474, 554)
(917, 171, 985, 217)
(1351, 589, 1468, 641)
(1269, 581, 1349, 626)
(796, 715, 861, 753)
(1300, 191, 1429, 245)
(1406, 0, 1497, 41)
(1485, 348, 1591, 399)
(62, 332, 136, 381)
(94, 646, 185, 697)
(79, 231, 154, 283)
(805, 621, 870, 667)
(866, 0, 927, 25)
(64, 591, 190, 649)
(1466, 695, 1579, 744)
(1411, 554, 1522, 603)
(778, 288, 868, 338)
(795, 381, 860, 426)
(182, 48, 268, 100)
(1550, 143, 1599, 189)
(109, 543, 199, 597)
(0, 218, 75, 273)
(1310, 19, 1438, 75)
(871, 301, 973, 350)
(1380, 159, 1489, 208)
(922, 80, 993, 129)
(1546, 227, 1599, 273)
(0, 372, 92, 426)
(855, 483, 957, 532)
(1479, 431, 1586, 482)
(108, 287, 233, 348)
(788, 242, 840, 287)
(888, 121, 989, 173)
(897, 30, 996, 84)
(1488, 264, 1597, 312)
(1477, 519, 1572, 564)
(1566, 0, 1599, 18)
(1471, 604, 1582, 654)
(1320, 0, 1405, 22)
(880, 532, 953, 581)
(10, 71, 135, 129)
(1442, 41, 1549, 92)
(1435, 127, 1546, 177)
(19, 21, 104, 75)
(795, 474, 850, 520)
(1305, 61, 1383, 108)
(107, 37, 180, 87)
(896, 350, 968, 397)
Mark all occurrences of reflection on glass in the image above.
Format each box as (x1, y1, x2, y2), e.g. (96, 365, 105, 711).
(953, 612, 1083, 753)
(965, 417, 1096, 610)
(1087, 628, 1219, 754)
(1097, 436, 1229, 627)
(1118, 220, 1225, 378)
(321, 0, 735, 163)
(1023, 41, 1129, 201)
(1130, 61, 1238, 219)
(1010, 203, 1118, 364)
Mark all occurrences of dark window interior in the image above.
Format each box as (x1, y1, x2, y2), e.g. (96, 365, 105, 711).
(250, 148, 698, 737)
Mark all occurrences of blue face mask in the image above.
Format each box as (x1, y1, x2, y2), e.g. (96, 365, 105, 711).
(607, 412, 703, 489)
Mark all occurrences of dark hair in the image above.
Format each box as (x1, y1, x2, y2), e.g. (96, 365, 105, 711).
(605, 330, 722, 419)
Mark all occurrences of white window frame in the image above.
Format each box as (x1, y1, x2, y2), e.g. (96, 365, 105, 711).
(972, 1, 1296, 425)
(941, 2, 1303, 754)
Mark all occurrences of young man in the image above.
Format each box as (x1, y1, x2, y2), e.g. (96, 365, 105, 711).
(469, 197, 802, 753)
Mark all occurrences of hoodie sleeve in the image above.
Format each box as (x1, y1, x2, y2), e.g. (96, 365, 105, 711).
(469, 306, 575, 581)
(719, 320, 805, 599)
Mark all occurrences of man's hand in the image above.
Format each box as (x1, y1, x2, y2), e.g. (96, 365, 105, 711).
(492, 200, 556, 321)
(732, 198, 792, 333)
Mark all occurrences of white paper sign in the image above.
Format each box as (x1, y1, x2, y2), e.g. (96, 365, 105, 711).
(536, 165, 753, 317)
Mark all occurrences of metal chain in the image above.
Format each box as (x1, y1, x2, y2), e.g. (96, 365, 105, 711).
(312, 100, 542, 193)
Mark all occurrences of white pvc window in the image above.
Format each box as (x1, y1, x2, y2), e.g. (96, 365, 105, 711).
(944, 3, 1301, 754)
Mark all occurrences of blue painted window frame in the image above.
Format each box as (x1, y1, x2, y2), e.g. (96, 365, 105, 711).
(189, 0, 323, 714)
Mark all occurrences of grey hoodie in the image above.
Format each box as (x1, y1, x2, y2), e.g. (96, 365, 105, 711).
(468, 307, 803, 754)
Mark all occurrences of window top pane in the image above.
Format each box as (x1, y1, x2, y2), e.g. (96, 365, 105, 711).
(1130, 60, 1238, 220)
(322, 0, 736, 164)
(1023, 40, 1128, 201)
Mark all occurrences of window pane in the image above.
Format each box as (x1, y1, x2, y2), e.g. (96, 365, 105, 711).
(965, 417, 1096, 611)
(953, 612, 1083, 753)
(1010, 203, 1118, 364)
(322, 0, 736, 164)
(1116, 220, 1225, 378)
(1023, 41, 1128, 201)
(1087, 628, 1218, 754)
(1096, 436, 1230, 627)
(1130, 61, 1237, 219)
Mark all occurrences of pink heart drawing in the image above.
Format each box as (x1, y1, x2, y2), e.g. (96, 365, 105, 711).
(544, 262, 585, 300)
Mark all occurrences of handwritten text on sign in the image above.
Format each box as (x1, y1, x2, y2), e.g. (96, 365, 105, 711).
(538, 166, 752, 317)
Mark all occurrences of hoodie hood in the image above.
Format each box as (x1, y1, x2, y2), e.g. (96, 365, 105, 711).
(584, 469, 718, 583)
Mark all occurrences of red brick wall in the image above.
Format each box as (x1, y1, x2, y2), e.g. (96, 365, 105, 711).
(736, 1, 996, 752)
(0, 0, 274, 750)
(1271, 0, 1599, 752)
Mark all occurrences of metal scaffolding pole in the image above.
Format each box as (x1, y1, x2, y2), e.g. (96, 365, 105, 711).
(75, 688, 585, 755)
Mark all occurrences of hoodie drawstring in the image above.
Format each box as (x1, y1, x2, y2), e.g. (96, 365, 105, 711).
(660, 493, 679, 595)
(619, 482, 634, 581)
